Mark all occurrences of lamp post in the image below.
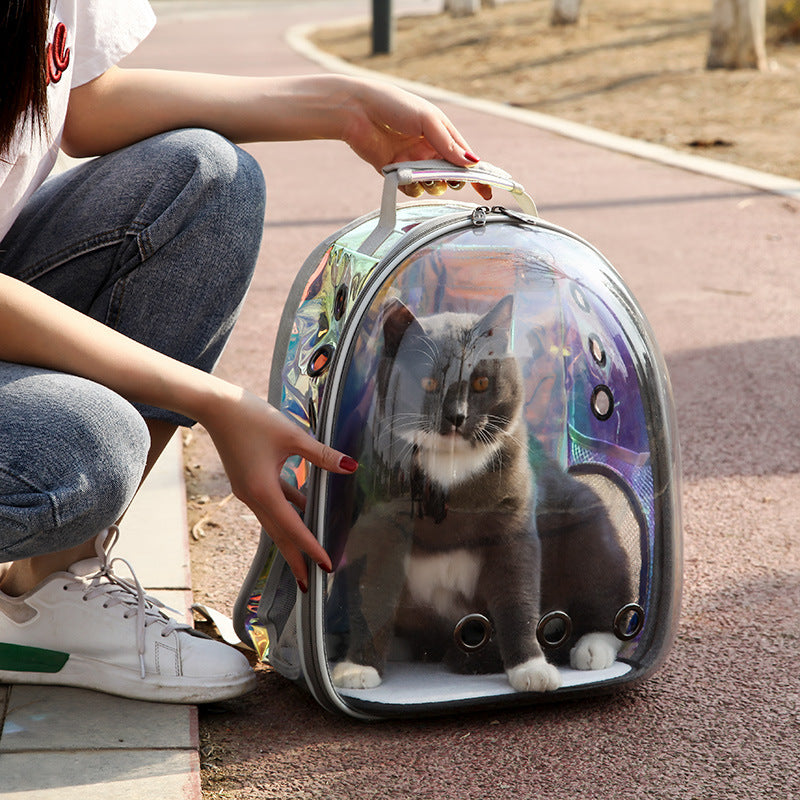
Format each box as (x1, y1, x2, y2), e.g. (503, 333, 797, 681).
(372, 0, 394, 54)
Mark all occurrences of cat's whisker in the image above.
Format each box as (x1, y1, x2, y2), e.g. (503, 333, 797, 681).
(407, 337, 439, 366)
(379, 412, 428, 427)
(385, 441, 418, 466)
(379, 417, 426, 434)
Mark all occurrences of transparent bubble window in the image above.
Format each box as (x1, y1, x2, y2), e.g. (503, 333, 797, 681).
(310, 221, 676, 709)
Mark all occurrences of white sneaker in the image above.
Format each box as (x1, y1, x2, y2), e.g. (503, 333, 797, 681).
(0, 527, 256, 704)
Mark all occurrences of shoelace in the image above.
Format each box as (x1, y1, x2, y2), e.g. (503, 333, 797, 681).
(67, 525, 194, 679)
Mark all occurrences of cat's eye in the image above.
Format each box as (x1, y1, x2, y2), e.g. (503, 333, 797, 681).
(420, 377, 439, 393)
(471, 376, 490, 393)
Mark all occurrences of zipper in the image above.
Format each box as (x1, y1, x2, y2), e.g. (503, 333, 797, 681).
(491, 205, 539, 225)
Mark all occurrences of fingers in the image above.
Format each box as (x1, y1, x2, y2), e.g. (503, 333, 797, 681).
(399, 182, 425, 198)
(420, 112, 476, 167)
(474, 182, 494, 201)
(280, 477, 306, 512)
(292, 433, 359, 477)
(399, 179, 493, 201)
(399, 181, 453, 197)
(415, 106, 496, 201)
(258, 493, 332, 590)
(264, 421, 357, 584)
(402, 180, 447, 197)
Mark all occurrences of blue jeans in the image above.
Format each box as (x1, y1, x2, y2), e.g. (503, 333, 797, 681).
(0, 129, 265, 561)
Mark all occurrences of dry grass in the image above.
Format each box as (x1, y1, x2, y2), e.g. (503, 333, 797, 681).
(312, 0, 800, 179)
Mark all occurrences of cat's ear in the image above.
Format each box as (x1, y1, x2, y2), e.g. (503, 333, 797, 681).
(381, 298, 422, 358)
(475, 295, 514, 350)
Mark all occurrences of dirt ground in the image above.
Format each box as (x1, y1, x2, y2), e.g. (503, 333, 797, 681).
(311, 0, 800, 180)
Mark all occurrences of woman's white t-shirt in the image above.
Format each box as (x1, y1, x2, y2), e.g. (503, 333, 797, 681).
(0, 0, 156, 241)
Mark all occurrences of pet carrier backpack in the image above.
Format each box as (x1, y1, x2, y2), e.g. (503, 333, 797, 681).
(233, 161, 682, 719)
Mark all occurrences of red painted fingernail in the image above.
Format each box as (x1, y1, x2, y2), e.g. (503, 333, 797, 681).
(465, 150, 480, 163)
(321, 563, 333, 574)
(297, 579, 308, 594)
(339, 456, 359, 473)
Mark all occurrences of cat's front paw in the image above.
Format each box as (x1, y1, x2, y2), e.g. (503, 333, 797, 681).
(331, 660, 383, 689)
(570, 632, 621, 670)
(506, 656, 562, 692)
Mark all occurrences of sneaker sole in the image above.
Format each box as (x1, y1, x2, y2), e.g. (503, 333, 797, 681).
(0, 653, 257, 704)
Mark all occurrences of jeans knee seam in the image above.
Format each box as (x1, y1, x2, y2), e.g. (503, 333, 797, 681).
(106, 274, 130, 329)
(137, 228, 152, 262)
(14, 224, 146, 284)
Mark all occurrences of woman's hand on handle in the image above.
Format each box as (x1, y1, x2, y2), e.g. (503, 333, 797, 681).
(339, 78, 493, 201)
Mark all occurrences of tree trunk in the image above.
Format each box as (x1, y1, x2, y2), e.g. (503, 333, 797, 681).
(445, 0, 481, 16)
(551, 0, 582, 25)
(707, 0, 767, 69)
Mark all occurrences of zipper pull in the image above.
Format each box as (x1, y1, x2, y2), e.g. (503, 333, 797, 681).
(471, 206, 489, 227)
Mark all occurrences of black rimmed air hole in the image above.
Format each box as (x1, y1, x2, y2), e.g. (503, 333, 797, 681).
(613, 603, 645, 641)
(591, 385, 614, 421)
(454, 614, 493, 653)
(307, 344, 334, 377)
(588, 334, 606, 367)
(536, 610, 572, 649)
(333, 284, 348, 321)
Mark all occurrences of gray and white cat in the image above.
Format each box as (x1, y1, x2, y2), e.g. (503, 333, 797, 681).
(330, 295, 631, 693)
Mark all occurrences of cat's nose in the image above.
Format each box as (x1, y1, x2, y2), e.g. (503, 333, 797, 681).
(444, 412, 466, 430)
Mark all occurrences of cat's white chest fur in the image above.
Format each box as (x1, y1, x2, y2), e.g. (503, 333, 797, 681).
(404, 549, 482, 619)
(413, 437, 497, 490)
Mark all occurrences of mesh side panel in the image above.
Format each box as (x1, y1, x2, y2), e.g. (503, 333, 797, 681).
(568, 438, 654, 608)
(251, 552, 302, 680)
(572, 472, 642, 600)
(569, 439, 654, 532)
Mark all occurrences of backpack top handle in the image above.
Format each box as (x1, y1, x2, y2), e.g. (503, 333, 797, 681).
(358, 159, 538, 256)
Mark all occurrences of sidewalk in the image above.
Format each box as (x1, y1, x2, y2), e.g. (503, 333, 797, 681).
(0, 435, 202, 800)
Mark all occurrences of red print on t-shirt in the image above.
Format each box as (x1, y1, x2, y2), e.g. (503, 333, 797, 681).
(46, 22, 71, 85)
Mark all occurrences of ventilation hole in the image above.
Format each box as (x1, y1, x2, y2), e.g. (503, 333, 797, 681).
(307, 344, 334, 377)
(570, 284, 590, 313)
(591, 385, 614, 420)
(333, 284, 348, 321)
(454, 613, 493, 653)
(588, 334, 606, 367)
(536, 610, 572, 649)
(613, 603, 645, 641)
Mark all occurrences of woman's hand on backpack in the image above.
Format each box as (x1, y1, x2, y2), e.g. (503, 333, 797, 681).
(339, 77, 493, 201)
(201, 387, 357, 591)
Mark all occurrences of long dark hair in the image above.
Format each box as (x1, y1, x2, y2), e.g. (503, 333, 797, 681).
(1, 0, 51, 157)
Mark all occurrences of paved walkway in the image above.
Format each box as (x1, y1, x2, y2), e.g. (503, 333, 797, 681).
(0, 435, 202, 799)
(2, 1, 799, 798)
